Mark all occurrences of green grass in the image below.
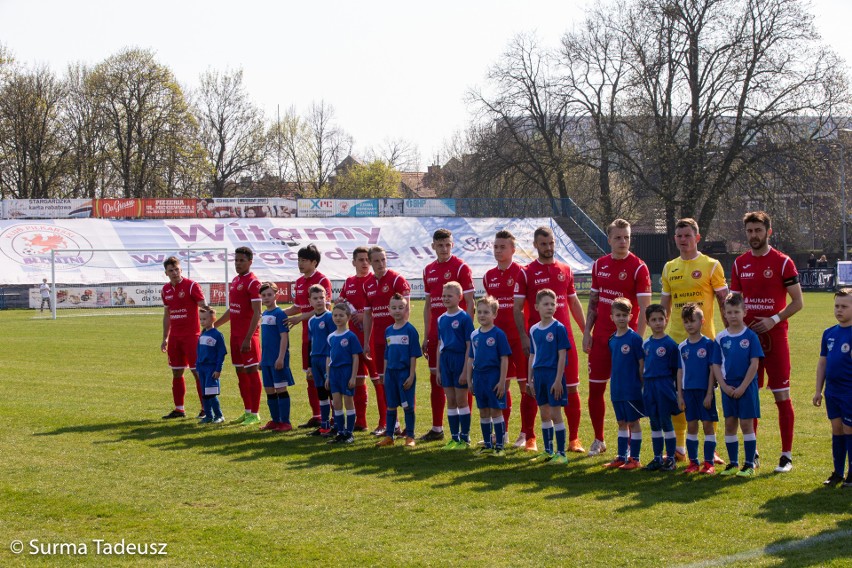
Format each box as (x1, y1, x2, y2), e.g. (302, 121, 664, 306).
(1, 294, 850, 567)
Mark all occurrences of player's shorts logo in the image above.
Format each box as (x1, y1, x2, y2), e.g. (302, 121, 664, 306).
(557, 272, 566, 282)
(691, 270, 702, 279)
(842, 343, 851, 354)
(619, 271, 628, 281)
(656, 346, 666, 357)
(739, 339, 750, 349)
(486, 337, 496, 347)
(697, 348, 707, 358)
(621, 344, 630, 354)
(763, 269, 773, 278)
(545, 332, 554, 342)
(0, 223, 94, 270)
(451, 320, 460, 329)
(382, 284, 389, 293)
(341, 338, 349, 347)
(444, 271, 452, 279)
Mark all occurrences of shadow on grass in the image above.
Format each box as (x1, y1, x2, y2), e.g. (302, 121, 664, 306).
(749, 517, 852, 567)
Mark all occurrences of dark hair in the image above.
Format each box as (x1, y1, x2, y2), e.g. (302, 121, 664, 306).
(645, 303, 666, 320)
(368, 245, 385, 260)
(163, 256, 180, 269)
(724, 292, 744, 308)
(352, 246, 369, 260)
(611, 297, 632, 314)
(681, 303, 704, 321)
(390, 292, 407, 303)
(234, 246, 253, 260)
(675, 218, 699, 235)
(495, 229, 515, 242)
(298, 244, 321, 265)
(743, 211, 771, 230)
(432, 228, 452, 241)
(308, 284, 326, 297)
(533, 226, 553, 240)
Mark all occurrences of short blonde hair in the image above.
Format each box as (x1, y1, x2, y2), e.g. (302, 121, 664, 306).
(443, 281, 462, 296)
(535, 288, 556, 304)
(476, 295, 499, 315)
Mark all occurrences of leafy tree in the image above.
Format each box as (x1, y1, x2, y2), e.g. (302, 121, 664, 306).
(332, 159, 402, 198)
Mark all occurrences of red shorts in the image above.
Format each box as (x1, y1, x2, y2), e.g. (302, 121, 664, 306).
(230, 332, 260, 368)
(756, 326, 791, 391)
(167, 334, 199, 370)
(588, 334, 612, 382)
(506, 335, 528, 381)
(371, 335, 387, 375)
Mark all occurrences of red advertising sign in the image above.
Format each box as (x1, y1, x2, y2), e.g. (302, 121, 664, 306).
(94, 199, 143, 218)
(143, 199, 197, 219)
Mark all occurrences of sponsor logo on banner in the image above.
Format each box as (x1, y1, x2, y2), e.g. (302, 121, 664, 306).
(3, 199, 93, 219)
(0, 223, 94, 270)
(196, 198, 297, 219)
(297, 199, 379, 218)
(403, 199, 456, 216)
(143, 199, 196, 219)
(95, 199, 142, 218)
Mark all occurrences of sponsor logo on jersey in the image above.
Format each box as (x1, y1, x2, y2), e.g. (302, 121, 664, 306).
(843, 343, 851, 354)
(621, 344, 630, 354)
(691, 270, 702, 279)
(656, 346, 666, 357)
(507, 278, 514, 287)
(828, 338, 835, 351)
(401, 335, 409, 344)
(534, 278, 550, 285)
(486, 337, 496, 347)
(743, 264, 752, 269)
(697, 348, 707, 358)
(763, 269, 773, 278)
(178, 290, 185, 298)
(739, 339, 750, 349)
(740, 272, 755, 278)
(237, 284, 244, 291)
(546, 332, 554, 342)
(598, 271, 611, 278)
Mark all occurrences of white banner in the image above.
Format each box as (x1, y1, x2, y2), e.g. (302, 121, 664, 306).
(3, 199, 94, 219)
(297, 198, 379, 217)
(1, 217, 593, 285)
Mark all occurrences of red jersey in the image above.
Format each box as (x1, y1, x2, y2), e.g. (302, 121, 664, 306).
(590, 253, 652, 337)
(523, 259, 577, 330)
(483, 262, 527, 340)
(161, 278, 205, 337)
(228, 271, 261, 333)
(364, 269, 411, 329)
(293, 270, 333, 334)
(730, 247, 799, 331)
(423, 255, 474, 323)
(339, 273, 371, 335)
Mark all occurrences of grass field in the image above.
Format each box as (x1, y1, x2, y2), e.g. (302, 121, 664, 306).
(1, 293, 850, 567)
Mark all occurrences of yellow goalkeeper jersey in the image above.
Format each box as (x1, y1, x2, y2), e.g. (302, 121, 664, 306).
(661, 253, 728, 343)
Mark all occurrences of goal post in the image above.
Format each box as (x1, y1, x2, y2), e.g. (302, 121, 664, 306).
(48, 248, 229, 319)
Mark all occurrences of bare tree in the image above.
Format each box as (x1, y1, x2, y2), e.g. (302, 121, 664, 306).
(194, 68, 268, 197)
(367, 137, 421, 171)
(303, 100, 353, 196)
(63, 63, 112, 198)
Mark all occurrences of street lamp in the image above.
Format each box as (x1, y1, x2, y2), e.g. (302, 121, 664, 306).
(840, 129, 852, 261)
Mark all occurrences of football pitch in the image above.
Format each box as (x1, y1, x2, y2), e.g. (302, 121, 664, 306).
(1, 294, 850, 567)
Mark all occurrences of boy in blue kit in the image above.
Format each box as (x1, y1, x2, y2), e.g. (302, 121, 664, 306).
(641, 304, 681, 472)
(605, 297, 646, 470)
(197, 306, 227, 424)
(307, 284, 335, 437)
(376, 294, 423, 448)
(259, 282, 294, 432)
(814, 288, 852, 487)
(712, 293, 764, 477)
(468, 296, 512, 457)
(436, 282, 476, 449)
(527, 289, 571, 464)
(676, 304, 720, 475)
(326, 302, 363, 444)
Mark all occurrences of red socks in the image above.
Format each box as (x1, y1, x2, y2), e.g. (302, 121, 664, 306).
(520, 389, 538, 438)
(193, 375, 203, 406)
(247, 370, 261, 413)
(354, 383, 369, 429)
(588, 381, 608, 441)
(171, 376, 186, 408)
(307, 382, 321, 418)
(430, 372, 446, 428)
(502, 389, 512, 431)
(237, 373, 249, 409)
(374, 381, 388, 428)
(776, 398, 795, 453)
(565, 391, 582, 441)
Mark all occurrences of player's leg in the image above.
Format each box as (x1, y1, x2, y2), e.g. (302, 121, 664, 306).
(455, 387, 472, 444)
(165, 366, 188, 418)
(605, 409, 629, 468)
(587, 338, 610, 455)
(330, 390, 345, 439)
(243, 334, 262, 422)
(401, 373, 417, 446)
(354, 359, 369, 431)
(843, 420, 852, 485)
(563, 347, 584, 452)
(685, 414, 701, 468)
(301, 339, 321, 428)
(376, 370, 399, 446)
(421, 336, 446, 441)
(261, 367, 280, 430)
(722, 415, 740, 471)
(623, 418, 643, 468)
(740, 416, 757, 472)
(700, 420, 717, 472)
(539, 404, 554, 457)
(275, 384, 292, 430)
(370, 336, 388, 435)
(342, 393, 356, 440)
(444, 386, 460, 446)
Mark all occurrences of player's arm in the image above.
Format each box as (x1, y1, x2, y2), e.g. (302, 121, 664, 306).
(349, 353, 358, 389)
(513, 297, 530, 355)
(703, 366, 716, 409)
(751, 283, 804, 334)
(552, 348, 566, 398)
(362, 310, 373, 357)
(714, 286, 730, 328)
(242, 301, 262, 352)
(526, 349, 535, 396)
(276, 329, 288, 370)
(734, 357, 760, 398)
(215, 333, 226, 378)
(813, 356, 827, 407)
(676, 368, 685, 409)
(712, 364, 730, 396)
(422, 295, 431, 352)
(636, 295, 651, 338)
(568, 294, 586, 331)
(638, 358, 645, 385)
(660, 294, 671, 320)
(463, 291, 475, 318)
(214, 309, 230, 328)
(583, 290, 599, 353)
(161, 307, 170, 352)
(495, 355, 508, 397)
(403, 356, 416, 390)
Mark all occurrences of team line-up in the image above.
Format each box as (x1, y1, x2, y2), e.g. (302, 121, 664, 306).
(157, 212, 852, 487)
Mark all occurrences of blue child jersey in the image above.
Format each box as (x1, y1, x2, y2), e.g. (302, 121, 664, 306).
(712, 328, 764, 386)
(678, 336, 716, 390)
(642, 335, 679, 380)
(260, 307, 289, 367)
(308, 311, 334, 357)
(385, 322, 423, 370)
(438, 310, 475, 354)
(529, 320, 571, 370)
(328, 329, 363, 368)
(821, 324, 852, 397)
(197, 328, 227, 372)
(609, 329, 645, 401)
(469, 326, 512, 372)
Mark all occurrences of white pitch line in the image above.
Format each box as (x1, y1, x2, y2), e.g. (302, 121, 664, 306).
(680, 529, 852, 568)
